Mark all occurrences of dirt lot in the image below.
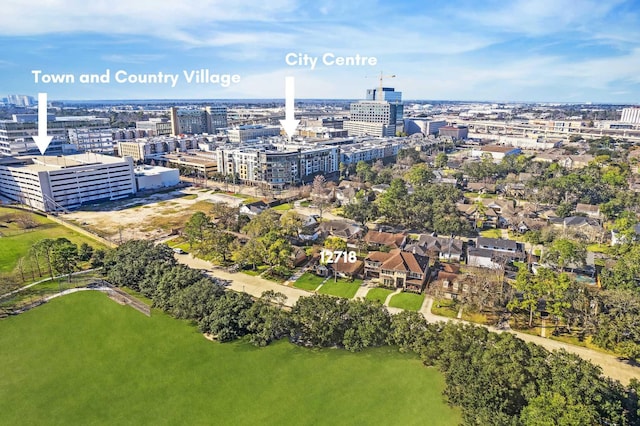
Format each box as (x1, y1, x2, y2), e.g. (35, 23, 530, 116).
(63, 187, 247, 243)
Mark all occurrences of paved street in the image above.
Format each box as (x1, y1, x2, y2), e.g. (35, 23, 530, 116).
(174, 253, 640, 384)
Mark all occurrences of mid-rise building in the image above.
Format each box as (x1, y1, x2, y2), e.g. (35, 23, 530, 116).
(6, 95, 35, 107)
(0, 153, 136, 211)
(117, 137, 199, 162)
(0, 114, 111, 157)
(67, 128, 115, 154)
(621, 107, 640, 124)
(136, 118, 172, 137)
(403, 118, 447, 136)
(169, 106, 228, 136)
(226, 125, 282, 143)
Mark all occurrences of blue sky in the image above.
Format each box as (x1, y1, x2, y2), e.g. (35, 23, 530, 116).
(1, 0, 640, 102)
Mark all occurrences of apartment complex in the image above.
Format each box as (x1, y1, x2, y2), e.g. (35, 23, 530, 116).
(117, 137, 199, 162)
(136, 118, 172, 137)
(0, 153, 136, 211)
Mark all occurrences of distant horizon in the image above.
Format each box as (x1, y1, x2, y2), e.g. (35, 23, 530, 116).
(5, 97, 638, 108)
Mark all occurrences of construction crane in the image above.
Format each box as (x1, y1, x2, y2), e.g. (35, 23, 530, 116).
(365, 71, 396, 101)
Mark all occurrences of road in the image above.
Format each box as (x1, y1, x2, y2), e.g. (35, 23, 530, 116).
(175, 253, 640, 385)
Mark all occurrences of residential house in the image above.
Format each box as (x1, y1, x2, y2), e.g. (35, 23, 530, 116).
(239, 200, 269, 216)
(364, 249, 430, 293)
(466, 182, 497, 194)
(467, 237, 525, 269)
(317, 220, 365, 246)
(430, 264, 467, 300)
(404, 234, 463, 262)
(363, 230, 407, 250)
(575, 203, 602, 220)
(611, 223, 640, 245)
(549, 216, 604, 241)
(315, 257, 365, 279)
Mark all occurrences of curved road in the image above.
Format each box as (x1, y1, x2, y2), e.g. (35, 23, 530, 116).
(177, 253, 640, 385)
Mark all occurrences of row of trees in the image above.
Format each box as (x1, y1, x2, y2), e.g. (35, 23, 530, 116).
(103, 240, 639, 425)
(16, 238, 103, 284)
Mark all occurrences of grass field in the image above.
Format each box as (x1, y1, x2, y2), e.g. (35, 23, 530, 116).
(294, 272, 325, 291)
(318, 278, 363, 298)
(0, 207, 107, 274)
(388, 292, 425, 311)
(479, 228, 502, 238)
(0, 292, 460, 425)
(365, 287, 394, 304)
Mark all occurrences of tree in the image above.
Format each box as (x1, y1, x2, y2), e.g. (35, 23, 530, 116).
(342, 191, 378, 227)
(78, 243, 93, 262)
(323, 236, 347, 252)
(242, 290, 291, 347)
(403, 163, 434, 187)
(32, 238, 56, 280)
(508, 269, 543, 327)
(434, 152, 448, 169)
(543, 238, 586, 272)
(104, 240, 176, 290)
(184, 211, 212, 248)
(243, 210, 282, 238)
(280, 210, 303, 238)
(311, 175, 330, 219)
(51, 239, 79, 284)
(355, 161, 374, 182)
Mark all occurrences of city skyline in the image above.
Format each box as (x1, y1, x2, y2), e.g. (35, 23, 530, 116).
(1, 0, 640, 103)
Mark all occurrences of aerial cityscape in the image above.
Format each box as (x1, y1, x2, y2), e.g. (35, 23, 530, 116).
(1, 1, 640, 425)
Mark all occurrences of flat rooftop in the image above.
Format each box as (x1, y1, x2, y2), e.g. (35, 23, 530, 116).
(1, 153, 130, 172)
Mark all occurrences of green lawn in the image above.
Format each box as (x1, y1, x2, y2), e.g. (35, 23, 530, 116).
(388, 292, 425, 311)
(587, 243, 609, 253)
(0, 292, 460, 425)
(294, 272, 325, 291)
(430, 298, 458, 318)
(272, 203, 293, 211)
(479, 228, 502, 239)
(365, 287, 394, 304)
(0, 207, 108, 274)
(318, 278, 363, 299)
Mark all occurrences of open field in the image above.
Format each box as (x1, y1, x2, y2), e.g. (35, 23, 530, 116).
(63, 187, 249, 242)
(318, 278, 363, 298)
(0, 207, 107, 274)
(0, 292, 460, 425)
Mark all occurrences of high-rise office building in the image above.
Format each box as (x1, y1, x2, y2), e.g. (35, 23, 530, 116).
(6, 95, 35, 107)
(345, 87, 403, 137)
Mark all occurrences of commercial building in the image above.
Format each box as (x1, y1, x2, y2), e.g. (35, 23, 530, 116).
(226, 125, 282, 143)
(438, 125, 469, 139)
(403, 118, 446, 136)
(134, 165, 180, 191)
(0, 153, 136, 211)
(0, 114, 111, 157)
(169, 106, 228, 136)
(621, 107, 640, 124)
(162, 153, 219, 178)
(471, 145, 522, 160)
(136, 118, 172, 137)
(345, 87, 403, 137)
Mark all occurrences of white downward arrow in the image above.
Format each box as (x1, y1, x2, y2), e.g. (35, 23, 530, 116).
(279, 76, 299, 140)
(33, 92, 53, 155)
